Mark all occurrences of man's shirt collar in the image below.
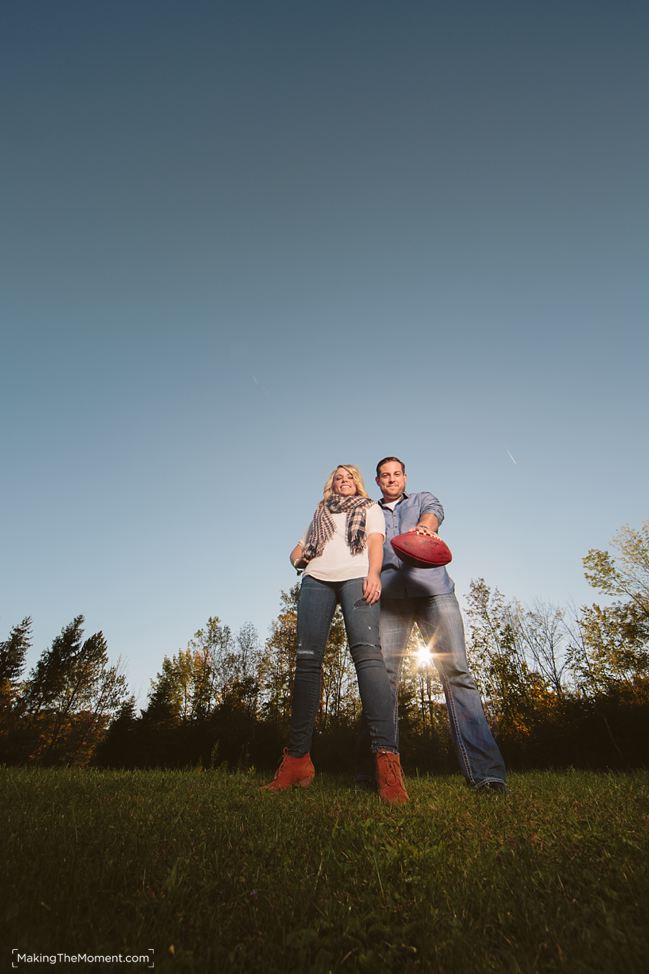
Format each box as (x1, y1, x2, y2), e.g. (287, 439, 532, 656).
(378, 491, 409, 507)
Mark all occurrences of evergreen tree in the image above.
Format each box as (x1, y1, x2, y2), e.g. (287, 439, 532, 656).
(23, 616, 85, 716)
(21, 617, 129, 763)
(0, 617, 33, 762)
(0, 616, 31, 711)
(94, 696, 139, 767)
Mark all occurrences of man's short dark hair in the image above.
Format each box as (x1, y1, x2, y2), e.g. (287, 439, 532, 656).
(376, 456, 406, 476)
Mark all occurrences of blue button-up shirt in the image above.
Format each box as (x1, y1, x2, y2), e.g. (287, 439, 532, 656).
(378, 491, 455, 598)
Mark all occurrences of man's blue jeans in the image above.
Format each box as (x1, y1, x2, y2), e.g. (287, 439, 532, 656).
(380, 593, 506, 787)
(288, 575, 397, 757)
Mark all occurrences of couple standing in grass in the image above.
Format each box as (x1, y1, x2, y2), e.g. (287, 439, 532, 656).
(262, 457, 507, 804)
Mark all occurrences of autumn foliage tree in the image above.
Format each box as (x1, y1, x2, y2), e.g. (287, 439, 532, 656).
(579, 521, 649, 691)
(257, 584, 300, 722)
(4, 520, 648, 771)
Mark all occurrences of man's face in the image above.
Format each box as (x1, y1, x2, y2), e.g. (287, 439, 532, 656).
(376, 461, 407, 501)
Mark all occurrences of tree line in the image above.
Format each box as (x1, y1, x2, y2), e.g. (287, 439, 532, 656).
(2, 521, 647, 773)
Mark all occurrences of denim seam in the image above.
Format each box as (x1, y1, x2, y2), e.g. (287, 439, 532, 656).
(473, 776, 506, 789)
(440, 672, 476, 785)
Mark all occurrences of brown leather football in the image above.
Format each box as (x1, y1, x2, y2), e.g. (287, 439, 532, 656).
(390, 532, 452, 567)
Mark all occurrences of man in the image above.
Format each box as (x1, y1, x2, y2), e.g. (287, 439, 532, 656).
(371, 456, 506, 791)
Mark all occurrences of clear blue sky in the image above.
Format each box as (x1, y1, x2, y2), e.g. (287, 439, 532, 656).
(2, 1, 647, 705)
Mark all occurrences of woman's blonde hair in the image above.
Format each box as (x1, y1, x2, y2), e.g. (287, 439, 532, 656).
(322, 465, 369, 501)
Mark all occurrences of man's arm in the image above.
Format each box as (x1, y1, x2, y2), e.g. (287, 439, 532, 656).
(413, 512, 440, 535)
(412, 492, 444, 536)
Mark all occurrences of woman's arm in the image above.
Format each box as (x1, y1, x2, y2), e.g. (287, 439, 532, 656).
(290, 542, 307, 570)
(363, 533, 384, 604)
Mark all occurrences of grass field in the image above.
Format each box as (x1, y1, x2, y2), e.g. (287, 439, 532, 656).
(1, 768, 648, 973)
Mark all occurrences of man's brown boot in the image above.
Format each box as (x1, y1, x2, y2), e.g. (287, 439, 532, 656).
(375, 750, 409, 805)
(260, 749, 315, 792)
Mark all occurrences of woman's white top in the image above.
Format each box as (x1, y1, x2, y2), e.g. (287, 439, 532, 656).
(300, 503, 385, 583)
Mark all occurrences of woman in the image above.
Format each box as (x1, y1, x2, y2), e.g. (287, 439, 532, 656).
(262, 464, 408, 804)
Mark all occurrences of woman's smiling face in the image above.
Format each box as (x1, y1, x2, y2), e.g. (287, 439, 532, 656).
(332, 467, 358, 497)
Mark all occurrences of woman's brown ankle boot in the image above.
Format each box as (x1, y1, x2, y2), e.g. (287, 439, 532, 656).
(375, 751, 409, 805)
(260, 749, 315, 792)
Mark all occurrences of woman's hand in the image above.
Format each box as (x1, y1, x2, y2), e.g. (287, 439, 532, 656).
(363, 571, 382, 605)
(290, 543, 308, 570)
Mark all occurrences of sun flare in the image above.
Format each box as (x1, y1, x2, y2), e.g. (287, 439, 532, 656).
(415, 643, 432, 668)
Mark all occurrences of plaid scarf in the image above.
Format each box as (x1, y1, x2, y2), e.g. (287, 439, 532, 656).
(302, 495, 374, 562)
